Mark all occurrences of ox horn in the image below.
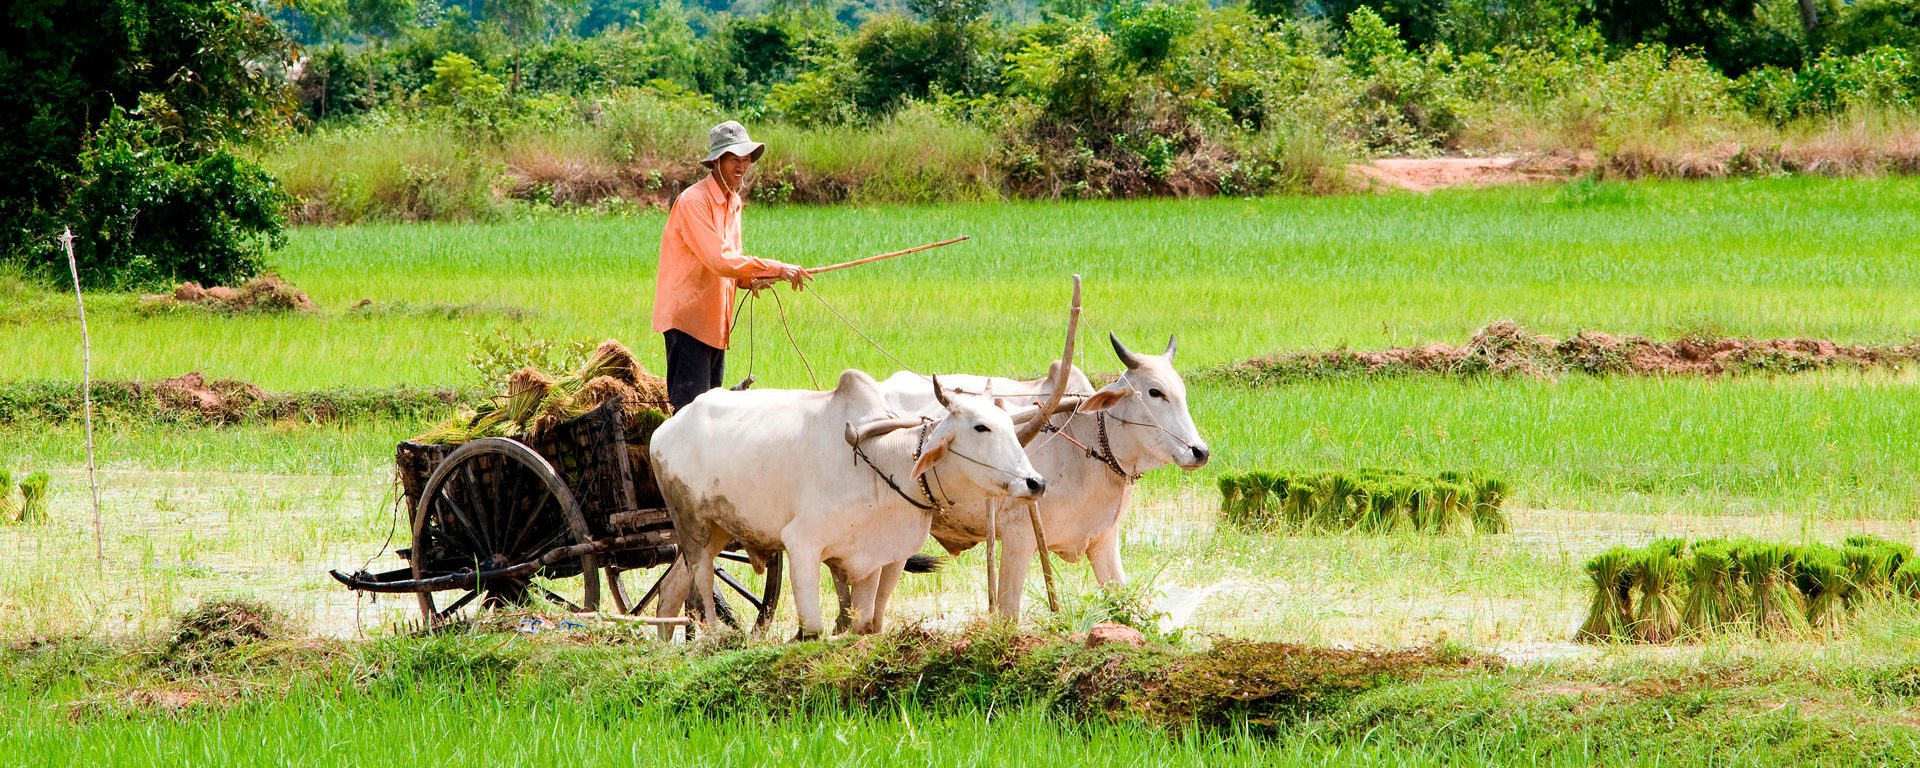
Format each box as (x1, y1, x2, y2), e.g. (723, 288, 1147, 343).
(1164, 333, 1177, 360)
(1016, 275, 1082, 446)
(932, 374, 952, 409)
(1110, 331, 1143, 370)
(845, 417, 926, 446)
(1008, 395, 1087, 426)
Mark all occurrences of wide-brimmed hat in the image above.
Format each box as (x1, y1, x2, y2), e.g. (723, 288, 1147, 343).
(701, 121, 765, 166)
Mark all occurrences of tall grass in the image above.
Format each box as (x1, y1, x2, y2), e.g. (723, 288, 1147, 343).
(8, 177, 1919, 391)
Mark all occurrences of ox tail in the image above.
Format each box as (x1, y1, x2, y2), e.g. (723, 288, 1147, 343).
(904, 553, 945, 574)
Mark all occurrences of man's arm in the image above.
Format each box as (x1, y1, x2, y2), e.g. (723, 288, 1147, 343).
(677, 202, 788, 281)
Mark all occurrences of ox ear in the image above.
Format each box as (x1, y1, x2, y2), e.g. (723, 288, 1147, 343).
(911, 433, 953, 478)
(1081, 388, 1126, 413)
(1163, 334, 1178, 361)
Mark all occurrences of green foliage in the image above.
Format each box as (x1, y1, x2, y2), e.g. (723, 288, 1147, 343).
(1107, 1, 1199, 69)
(424, 52, 512, 132)
(1823, 0, 1920, 56)
(850, 13, 1002, 114)
(1588, 0, 1806, 73)
(1732, 47, 1920, 123)
(64, 109, 288, 290)
(1, 0, 294, 279)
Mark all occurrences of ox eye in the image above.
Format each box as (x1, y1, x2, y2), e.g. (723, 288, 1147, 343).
(974, 424, 991, 433)
(1148, 388, 1166, 399)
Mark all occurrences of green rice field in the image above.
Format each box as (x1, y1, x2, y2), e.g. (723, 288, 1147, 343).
(3, 176, 1919, 764)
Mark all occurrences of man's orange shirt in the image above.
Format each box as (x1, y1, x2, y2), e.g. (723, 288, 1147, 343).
(652, 175, 781, 349)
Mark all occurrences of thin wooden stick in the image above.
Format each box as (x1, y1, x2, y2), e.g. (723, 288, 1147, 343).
(806, 236, 968, 275)
(1026, 501, 1061, 613)
(984, 500, 999, 615)
(59, 228, 104, 567)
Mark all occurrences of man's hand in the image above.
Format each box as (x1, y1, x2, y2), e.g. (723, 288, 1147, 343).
(747, 265, 811, 294)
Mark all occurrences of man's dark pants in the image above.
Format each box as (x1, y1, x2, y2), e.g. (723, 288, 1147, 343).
(663, 329, 724, 411)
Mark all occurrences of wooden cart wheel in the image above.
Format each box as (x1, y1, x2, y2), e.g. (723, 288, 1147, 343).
(409, 438, 600, 623)
(609, 552, 784, 636)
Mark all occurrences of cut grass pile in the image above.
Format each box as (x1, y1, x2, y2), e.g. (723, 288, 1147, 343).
(1209, 319, 1920, 385)
(1217, 468, 1508, 535)
(1577, 535, 1917, 644)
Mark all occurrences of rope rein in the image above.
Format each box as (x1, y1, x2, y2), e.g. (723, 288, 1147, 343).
(850, 419, 943, 512)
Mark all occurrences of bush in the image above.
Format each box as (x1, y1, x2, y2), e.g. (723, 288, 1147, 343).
(64, 109, 288, 289)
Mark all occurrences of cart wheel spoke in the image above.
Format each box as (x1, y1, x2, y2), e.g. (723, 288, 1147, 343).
(406, 437, 599, 625)
(716, 567, 762, 610)
(531, 582, 584, 613)
(438, 589, 480, 619)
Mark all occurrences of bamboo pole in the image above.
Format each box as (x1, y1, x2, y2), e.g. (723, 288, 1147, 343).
(59, 228, 104, 567)
(805, 236, 968, 275)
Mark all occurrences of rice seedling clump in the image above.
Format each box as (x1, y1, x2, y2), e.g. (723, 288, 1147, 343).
(1217, 468, 1509, 535)
(1577, 536, 1920, 645)
(1632, 539, 1685, 644)
(15, 471, 48, 523)
(1578, 547, 1641, 643)
(1681, 539, 1738, 636)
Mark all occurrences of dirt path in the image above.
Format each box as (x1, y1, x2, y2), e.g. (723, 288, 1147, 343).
(1348, 156, 1590, 192)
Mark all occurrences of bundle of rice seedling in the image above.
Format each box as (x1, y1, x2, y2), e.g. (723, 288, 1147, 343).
(501, 367, 554, 426)
(16, 472, 48, 523)
(1578, 547, 1641, 643)
(1896, 557, 1920, 599)
(1357, 482, 1401, 532)
(1841, 543, 1897, 606)
(0, 469, 14, 521)
(1681, 539, 1738, 637)
(1470, 476, 1510, 534)
(1739, 543, 1809, 637)
(1632, 538, 1685, 643)
(579, 340, 640, 385)
(1795, 544, 1850, 634)
(1320, 474, 1363, 530)
(1432, 480, 1475, 533)
(1284, 479, 1317, 527)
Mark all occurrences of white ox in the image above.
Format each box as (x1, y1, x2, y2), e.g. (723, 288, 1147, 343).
(649, 370, 1047, 638)
(876, 333, 1208, 616)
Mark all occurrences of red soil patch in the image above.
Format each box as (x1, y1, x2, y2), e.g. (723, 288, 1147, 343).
(145, 273, 316, 313)
(1348, 156, 1590, 192)
(1219, 321, 1919, 382)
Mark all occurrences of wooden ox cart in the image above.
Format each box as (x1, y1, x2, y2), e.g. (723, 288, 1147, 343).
(330, 398, 781, 631)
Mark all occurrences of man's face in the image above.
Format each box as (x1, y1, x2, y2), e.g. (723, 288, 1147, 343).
(713, 153, 753, 191)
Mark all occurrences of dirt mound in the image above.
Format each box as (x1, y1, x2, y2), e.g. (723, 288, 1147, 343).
(145, 372, 268, 424)
(144, 273, 316, 313)
(1216, 323, 1919, 383)
(154, 599, 290, 674)
(1348, 156, 1589, 193)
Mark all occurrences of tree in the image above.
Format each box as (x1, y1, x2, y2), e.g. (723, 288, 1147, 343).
(0, 0, 294, 285)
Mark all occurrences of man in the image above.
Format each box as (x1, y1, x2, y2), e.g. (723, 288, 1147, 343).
(653, 121, 809, 411)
